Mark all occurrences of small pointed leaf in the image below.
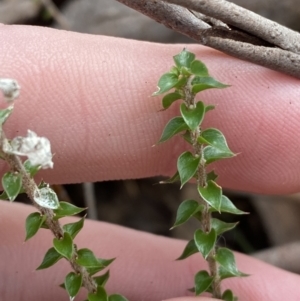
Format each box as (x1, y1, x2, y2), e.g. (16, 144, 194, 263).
(86, 266, 105, 276)
(76, 248, 114, 269)
(98, 257, 115, 267)
(222, 289, 237, 301)
(211, 218, 238, 235)
(198, 180, 222, 212)
(63, 216, 85, 239)
(180, 101, 205, 131)
(172, 199, 201, 228)
(24, 159, 41, 177)
(199, 128, 234, 153)
(0, 106, 14, 125)
(173, 50, 195, 68)
(54, 202, 86, 219)
(192, 76, 229, 93)
(2, 171, 22, 201)
(194, 228, 217, 259)
(177, 151, 200, 187)
(210, 195, 247, 215)
(53, 232, 74, 260)
(153, 72, 179, 95)
(0, 190, 9, 200)
(25, 212, 46, 241)
(34, 187, 60, 209)
(93, 271, 110, 287)
(159, 171, 180, 184)
(88, 286, 108, 301)
(162, 92, 182, 109)
(181, 130, 192, 144)
(109, 295, 129, 301)
(216, 248, 247, 278)
(65, 272, 82, 299)
(206, 170, 218, 182)
(203, 145, 235, 164)
(176, 239, 198, 260)
(194, 270, 214, 295)
(205, 104, 215, 113)
(158, 116, 189, 143)
(190, 60, 209, 77)
(36, 247, 62, 270)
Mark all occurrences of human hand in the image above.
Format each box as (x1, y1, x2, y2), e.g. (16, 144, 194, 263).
(0, 24, 300, 301)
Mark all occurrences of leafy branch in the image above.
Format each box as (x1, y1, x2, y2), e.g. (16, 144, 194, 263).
(154, 50, 247, 300)
(0, 78, 128, 301)
(116, 0, 300, 79)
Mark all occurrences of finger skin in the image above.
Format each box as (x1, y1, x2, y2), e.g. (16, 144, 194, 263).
(1, 25, 300, 194)
(1, 201, 300, 301)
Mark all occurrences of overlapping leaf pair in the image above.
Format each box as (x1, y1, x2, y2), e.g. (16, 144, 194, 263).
(154, 49, 247, 300)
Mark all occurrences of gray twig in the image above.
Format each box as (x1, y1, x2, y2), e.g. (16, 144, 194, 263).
(115, 0, 300, 79)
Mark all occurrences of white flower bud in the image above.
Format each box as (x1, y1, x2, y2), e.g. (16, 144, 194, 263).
(3, 130, 54, 169)
(0, 78, 20, 102)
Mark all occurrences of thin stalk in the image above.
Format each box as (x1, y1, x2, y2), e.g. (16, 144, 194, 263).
(0, 131, 97, 294)
(184, 77, 221, 298)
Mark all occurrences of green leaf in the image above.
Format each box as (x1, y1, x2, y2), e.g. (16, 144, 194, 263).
(210, 195, 247, 215)
(180, 101, 205, 131)
(203, 145, 235, 164)
(34, 187, 60, 209)
(65, 272, 82, 299)
(176, 239, 198, 260)
(63, 216, 85, 239)
(181, 130, 192, 144)
(98, 257, 115, 267)
(76, 249, 114, 269)
(158, 116, 189, 143)
(77, 248, 102, 267)
(153, 72, 179, 95)
(93, 271, 110, 287)
(198, 180, 222, 212)
(206, 170, 218, 182)
(192, 76, 229, 93)
(2, 171, 22, 201)
(24, 159, 41, 177)
(222, 289, 237, 301)
(36, 247, 63, 270)
(88, 286, 108, 301)
(109, 295, 129, 301)
(194, 270, 214, 295)
(177, 151, 200, 188)
(211, 218, 238, 235)
(215, 248, 247, 278)
(0, 190, 9, 200)
(0, 106, 14, 126)
(199, 128, 234, 155)
(86, 266, 106, 276)
(205, 104, 215, 113)
(159, 171, 180, 184)
(54, 202, 86, 219)
(190, 60, 209, 77)
(25, 212, 46, 241)
(53, 232, 74, 260)
(173, 50, 195, 69)
(194, 228, 217, 259)
(171, 199, 201, 229)
(162, 92, 182, 109)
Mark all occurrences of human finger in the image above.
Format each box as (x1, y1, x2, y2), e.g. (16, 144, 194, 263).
(1, 25, 300, 194)
(1, 201, 299, 301)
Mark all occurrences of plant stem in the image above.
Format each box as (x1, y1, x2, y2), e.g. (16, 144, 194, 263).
(184, 77, 221, 298)
(0, 131, 97, 294)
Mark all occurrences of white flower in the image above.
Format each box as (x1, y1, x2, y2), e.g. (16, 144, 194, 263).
(34, 186, 59, 209)
(3, 130, 54, 169)
(0, 78, 20, 102)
